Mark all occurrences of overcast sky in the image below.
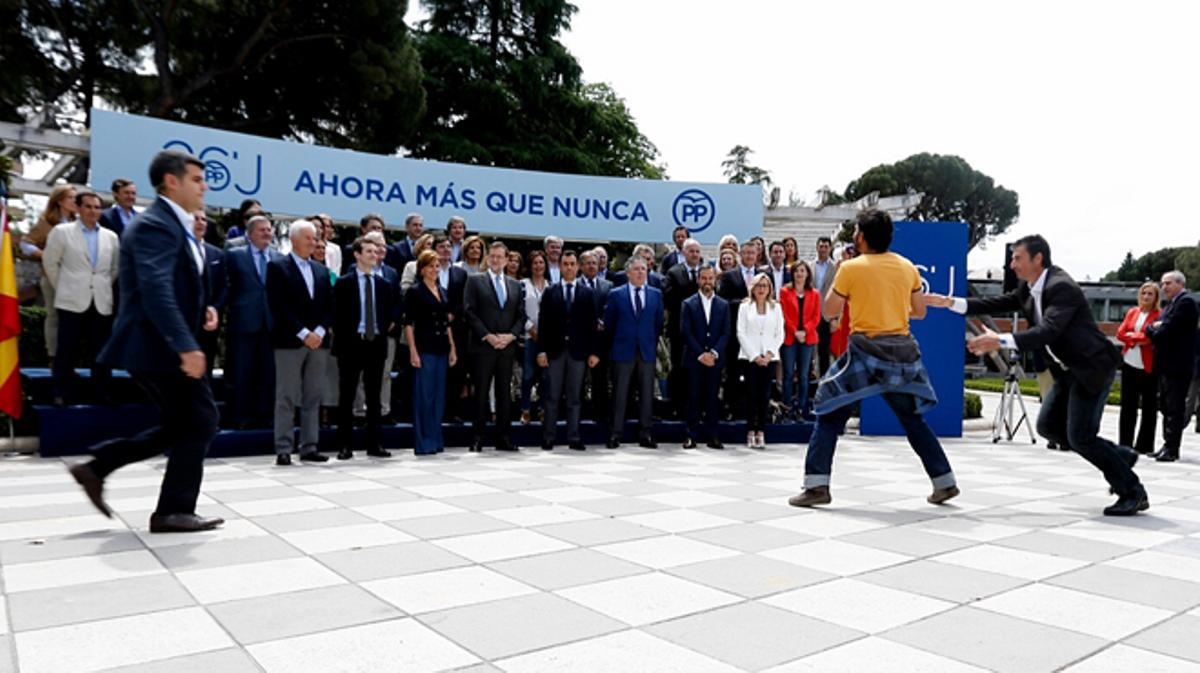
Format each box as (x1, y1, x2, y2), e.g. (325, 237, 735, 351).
(552, 0, 1200, 279)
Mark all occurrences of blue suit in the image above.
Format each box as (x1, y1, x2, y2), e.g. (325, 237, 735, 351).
(681, 292, 730, 440)
(89, 197, 219, 516)
(223, 244, 279, 426)
(603, 283, 663, 441)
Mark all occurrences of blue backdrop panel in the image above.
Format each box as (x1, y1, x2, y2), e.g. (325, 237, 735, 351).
(860, 221, 967, 438)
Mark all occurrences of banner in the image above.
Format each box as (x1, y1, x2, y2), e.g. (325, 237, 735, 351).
(860, 221, 968, 438)
(90, 110, 762, 244)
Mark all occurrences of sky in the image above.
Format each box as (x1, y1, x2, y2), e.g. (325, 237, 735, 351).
(548, 0, 1200, 279)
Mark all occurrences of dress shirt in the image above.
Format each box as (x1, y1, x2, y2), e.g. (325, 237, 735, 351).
(252, 244, 271, 282)
(547, 263, 561, 284)
(79, 222, 100, 268)
(355, 267, 379, 335)
(813, 258, 833, 289)
(1124, 311, 1149, 369)
(698, 291, 720, 361)
(438, 264, 451, 290)
(118, 206, 136, 230)
(450, 241, 463, 263)
(949, 268, 1064, 366)
(290, 253, 326, 342)
(769, 264, 786, 299)
(161, 196, 203, 273)
(489, 269, 507, 305)
(629, 283, 645, 314)
(740, 265, 756, 288)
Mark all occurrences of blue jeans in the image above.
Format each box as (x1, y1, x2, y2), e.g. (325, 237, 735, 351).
(520, 343, 542, 412)
(413, 353, 447, 454)
(780, 342, 814, 416)
(1038, 371, 1142, 497)
(804, 392, 955, 489)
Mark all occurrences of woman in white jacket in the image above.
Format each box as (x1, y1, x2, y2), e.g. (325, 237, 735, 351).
(738, 272, 785, 448)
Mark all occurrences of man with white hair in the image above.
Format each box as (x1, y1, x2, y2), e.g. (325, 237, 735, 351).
(591, 246, 609, 281)
(612, 244, 664, 289)
(267, 219, 334, 465)
(544, 235, 564, 283)
(1147, 270, 1198, 462)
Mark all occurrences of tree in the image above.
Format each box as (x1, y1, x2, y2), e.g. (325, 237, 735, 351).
(721, 145, 773, 186)
(844, 153, 1019, 250)
(409, 0, 663, 178)
(1175, 247, 1200, 286)
(1103, 245, 1195, 282)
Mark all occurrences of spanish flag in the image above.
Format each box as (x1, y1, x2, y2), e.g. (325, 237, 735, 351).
(0, 198, 22, 419)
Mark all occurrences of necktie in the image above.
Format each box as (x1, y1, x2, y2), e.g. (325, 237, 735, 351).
(364, 274, 376, 340)
(494, 274, 506, 306)
(635, 286, 643, 316)
(744, 269, 752, 288)
(690, 268, 696, 283)
(257, 250, 266, 282)
(566, 282, 574, 307)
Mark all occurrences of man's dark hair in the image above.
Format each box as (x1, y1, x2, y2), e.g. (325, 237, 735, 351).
(351, 236, 375, 255)
(360, 213, 385, 230)
(672, 225, 688, 236)
(561, 249, 578, 262)
(148, 150, 204, 192)
(769, 240, 784, 253)
(1014, 234, 1052, 268)
(432, 234, 450, 248)
(75, 191, 102, 207)
(817, 236, 833, 246)
(110, 178, 134, 194)
(855, 209, 893, 252)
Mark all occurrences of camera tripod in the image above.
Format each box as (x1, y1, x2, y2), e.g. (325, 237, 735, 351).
(993, 355, 1037, 444)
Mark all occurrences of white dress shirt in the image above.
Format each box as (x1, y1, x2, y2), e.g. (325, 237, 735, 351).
(161, 196, 203, 273)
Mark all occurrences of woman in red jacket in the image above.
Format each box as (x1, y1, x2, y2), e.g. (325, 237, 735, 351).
(780, 260, 822, 420)
(1116, 282, 1162, 453)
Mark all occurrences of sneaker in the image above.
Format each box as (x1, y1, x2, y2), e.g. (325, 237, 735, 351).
(788, 486, 831, 508)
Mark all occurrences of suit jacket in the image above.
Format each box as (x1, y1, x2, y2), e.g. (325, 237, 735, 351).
(98, 205, 134, 238)
(386, 238, 416, 274)
(203, 242, 228, 314)
(98, 198, 207, 372)
(580, 275, 612, 318)
(225, 245, 278, 334)
(1115, 307, 1160, 373)
(1146, 291, 1199, 377)
(737, 302, 785, 361)
(680, 292, 730, 363)
(462, 271, 525, 355)
(443, 265, 468, 317)
(780, 286, 821, 346)
(332, 269, 400, 357)
(659, 249, 683, 275)
(537, 282, 598, 361)
(42, 222, 120, 314)
(604, 283, 664, 363)
(610, 270, 664, 290)
(966, 266, 1120, 395)
(718, 265, 761, 349)
(663, 264, 701, 340)
(812, 258, 838, 319)
(266, 255, 334, 349)
(764, 265, 793, 298)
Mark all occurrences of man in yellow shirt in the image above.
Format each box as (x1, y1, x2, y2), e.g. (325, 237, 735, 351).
(789, 210, 959, 508)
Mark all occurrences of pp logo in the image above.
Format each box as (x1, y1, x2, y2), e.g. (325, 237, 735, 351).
(672, 189, 716, 233)
(162, 139, 263, 195)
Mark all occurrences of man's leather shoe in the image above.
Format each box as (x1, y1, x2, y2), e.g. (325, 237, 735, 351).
(788, 486, 831, 508)
(337, 448, 354, 460)
(276, 454, 292, 466)
(1046, 440, 1058, 450)
(707, 439, 725, 450)
(569, 442, 587, 451)
(1153, 448, 1179, 462)
(1103, 490, 1149, 516)
(149, 513, 225, 533)
(606, 437, 620, 449)
(69, 463, 112, 518)
(470, 441, 483, 452)
(639, 437, 658, 449)
(927, 485, 960, 505)
(682, 438, 697, 449)
(541, 442, 554, 451)
(366, 448, 392, 458)
(300, 452, 329, 463)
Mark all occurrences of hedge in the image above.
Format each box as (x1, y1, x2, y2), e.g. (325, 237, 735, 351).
(964, 377, 1120, 406)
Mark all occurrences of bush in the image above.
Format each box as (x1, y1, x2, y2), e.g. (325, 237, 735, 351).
(18, 306, 48, 367)
(963, 392, 982, 419)
(964, 377, 1121, 406)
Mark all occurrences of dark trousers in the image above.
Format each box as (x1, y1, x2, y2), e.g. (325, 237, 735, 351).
(686, 359, 723, 441)
(612, 357, 655, 440)
(1038, 371, 1142, 497)
(337, 336, 388, 451)
(543, 354, 586, 444)
(473, 347, 516, 444)
(816, 319, 832, 375)
(1118, 363, 1157, 453)
(723, 343, 746, 419)
(667, 335, 687, 418)
(53, 305, 112, 401)
(589, 356, 611, 425)
(745, 359, 774, 432)
(444, 325, 467, 421)
(226, 330, 275, 426)
(413, 353, 447, 454)
(88, 370, 219, 515)
(1159, 372, 1192, 452)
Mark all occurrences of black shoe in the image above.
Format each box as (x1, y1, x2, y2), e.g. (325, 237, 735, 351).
(1103, 490, 1150, 516)
(682, 438, 698, 449)
(707, 439, 725, 450)
(606, 437, 620, 449)
(68, 463, 112, 518)
(149, 513, 225, 533)
(276, 454, 292, 466)
(300, 452, 329, 463)
(470, 441, 483, 452)
(541, 442, 554, 451)
(1046, 440, 1058, 450)
(1154, 449, 1179, 462)
(569, 442, 587, 451)
(337, 448, 353, 460)
(639, 437, 658, 449)
(366, 448, 392, 458)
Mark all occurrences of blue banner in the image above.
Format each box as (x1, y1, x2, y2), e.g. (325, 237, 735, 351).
(860, 221, 967, 437)
(89, 110, 762, 244)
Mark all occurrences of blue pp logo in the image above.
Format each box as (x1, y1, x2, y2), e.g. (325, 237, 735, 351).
(162, 139, 263, 195)
(673, 189, 716, 233)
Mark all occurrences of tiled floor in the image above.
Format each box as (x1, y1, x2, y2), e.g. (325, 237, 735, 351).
(3, 406, 1200, 672)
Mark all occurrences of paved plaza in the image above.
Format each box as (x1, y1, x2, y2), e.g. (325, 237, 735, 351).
(2, 401, 1200, 672)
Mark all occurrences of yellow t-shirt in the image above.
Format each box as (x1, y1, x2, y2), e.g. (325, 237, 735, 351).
(830, 252, 922, 336)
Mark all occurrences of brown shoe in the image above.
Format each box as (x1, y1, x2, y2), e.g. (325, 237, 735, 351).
(788, 486, 831, 508)
(149, 513, 225, 533)
(927, 485, 960, 505)
(69, 463, 112, 518)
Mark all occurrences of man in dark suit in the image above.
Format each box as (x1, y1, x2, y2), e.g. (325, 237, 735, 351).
(385, 212, 424, 273)
(718, 241, 763, 418)
(193, 210, 226, 379)
(681, 265, 730, 449)
(605, 256, 664, 449)
(662, 238, 704, 419)
(355, 230, 401, 422)
(223, 214, 277, 428)
(98, 177, 138, 238)
(580, 250, 614, 425)
(659, 225, 689, 274)
(1146, 270, 1198, 462)
(334, 237, 400, 460)
(537, 250, 599, 450)
(435, 235, 470, 421)
(342, 213, 385, 274)
(765, 240, 792, 300)
(68, 150, 223, 533)
(812, 236, 837, 374)
(463, 240, 526, 452)
(267, 219, 334, 465)
(930, 234, 1148, 516)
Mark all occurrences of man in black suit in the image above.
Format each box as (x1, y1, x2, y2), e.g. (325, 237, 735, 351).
(267, 219, 334, 465)
(537, 250, 600, 450)
(385, 212, 424, 273)
(1146, 270, 1198, 462)
(930, 234, 1148, 516)
(580, 250, 613, 426)
(334, 237, 400, 460)
(434, 234, 470, 421)
(659, 225, 689, 274)
(98, 177, 138, 238)
(765, 240, 792, 300)
(663, 238, 704, 418)
(193, 210, 226, 380)
(342, 213, 385, 274)
(463, 240, 526, 452)
(68, 150, 224, 533)
(681, 265, 730, 449)
(222, 214, 277, 428)
(718, 241, 763, 418)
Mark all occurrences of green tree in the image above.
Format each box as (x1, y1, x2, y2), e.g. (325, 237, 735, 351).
(721, 145, 773, 186)
(410, 0, 663, 178)
(1104, 245, 1194, 282)
(1175, 247, 1200, 286)
(844, 153, 1019, 250)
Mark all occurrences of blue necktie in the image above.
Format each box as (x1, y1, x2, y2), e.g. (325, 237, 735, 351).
(364, 274, 376, 340)
(494, 274, 506, 306)
(635, 286, 643, 316)
(256, 250, 266, 282)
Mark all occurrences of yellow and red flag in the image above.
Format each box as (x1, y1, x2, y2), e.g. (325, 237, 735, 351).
(0, 198, 22, 419)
